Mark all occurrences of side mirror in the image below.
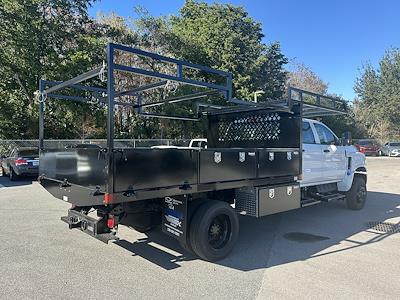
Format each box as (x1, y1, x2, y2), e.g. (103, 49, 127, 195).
(341, 131, 352, 146)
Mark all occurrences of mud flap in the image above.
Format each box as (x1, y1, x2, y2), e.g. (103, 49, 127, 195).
(162, 196, 188, 244)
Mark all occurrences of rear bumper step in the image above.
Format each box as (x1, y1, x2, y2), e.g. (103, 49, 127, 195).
(61, 210, 118, 244)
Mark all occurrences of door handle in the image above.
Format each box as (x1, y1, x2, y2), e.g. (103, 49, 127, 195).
(323, 149, 330, 153)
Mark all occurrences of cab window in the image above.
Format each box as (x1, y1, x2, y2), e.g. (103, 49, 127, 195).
(314, 123, 336, 145)
(191, 141, 201, 147)
(302, 121, 315, 144)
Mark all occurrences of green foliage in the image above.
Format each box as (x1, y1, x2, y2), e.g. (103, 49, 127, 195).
(0, 0, 106, 139)
(0, 0, 287, 139)
(287, 62, 328, 95)
(321, 109, 367, 139)
(167, 0, 288, 101)
(355, 49, 400, 141)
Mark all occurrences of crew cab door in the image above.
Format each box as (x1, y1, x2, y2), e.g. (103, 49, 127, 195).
(301, 120, 324, 185)
(313, 122, 347, 181)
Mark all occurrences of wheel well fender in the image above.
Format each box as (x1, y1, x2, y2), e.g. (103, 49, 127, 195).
(354, 167, 367, 184)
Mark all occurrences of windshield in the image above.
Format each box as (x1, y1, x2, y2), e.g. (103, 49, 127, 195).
(18, 149, 39, 157)
(358, 140, 373, 146)
(389, 142, 400, 147)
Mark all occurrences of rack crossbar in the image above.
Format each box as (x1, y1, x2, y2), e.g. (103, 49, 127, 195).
(113, 64, 229, 93)
(43, 80, 107, 93)
(44, 67, 103, 94)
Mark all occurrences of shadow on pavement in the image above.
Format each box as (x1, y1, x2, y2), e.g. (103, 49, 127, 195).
(114, 229, 196, 270)
(0, 175, 34, 188)
(113, 191, 400, 271)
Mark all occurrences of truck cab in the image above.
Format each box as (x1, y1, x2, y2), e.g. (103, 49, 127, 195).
(301, 118, 366, 191)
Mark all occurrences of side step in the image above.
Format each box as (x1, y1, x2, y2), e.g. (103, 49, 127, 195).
(301, 192, 346, 208)
(61, 210, 119, 244)
(301, 198, 321, 207)
(312, 192, 346, 202)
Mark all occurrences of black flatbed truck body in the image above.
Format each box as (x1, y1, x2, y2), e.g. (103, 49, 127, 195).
(39, 108, 301, 206)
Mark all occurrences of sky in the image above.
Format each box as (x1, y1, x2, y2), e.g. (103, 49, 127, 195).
(88, 0, 400, 100)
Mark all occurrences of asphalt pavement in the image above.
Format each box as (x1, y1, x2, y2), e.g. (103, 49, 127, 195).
(0, 157, 399, 299)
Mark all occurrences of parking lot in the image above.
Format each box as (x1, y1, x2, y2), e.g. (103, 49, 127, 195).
(0, 157, 399, 299)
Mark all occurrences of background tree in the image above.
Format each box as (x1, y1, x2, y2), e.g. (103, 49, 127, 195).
(286, 61, 366, 138)
(1, 0, 368, 141)
(127, 1, 289, 138)
(286, 62, 328, 94)
(0, 0, 290, 139)
(169, 0, 288, 101)
(355, 49, 400, 141)
(0, 0, 104, 139)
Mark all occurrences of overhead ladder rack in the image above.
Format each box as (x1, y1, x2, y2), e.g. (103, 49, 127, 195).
(38, 43, 348, 153)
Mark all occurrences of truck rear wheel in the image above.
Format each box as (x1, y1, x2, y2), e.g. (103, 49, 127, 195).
(189, 200, 239, 261)
(346, 176, 367, 210)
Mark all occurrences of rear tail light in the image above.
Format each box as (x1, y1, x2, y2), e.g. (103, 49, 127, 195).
(104, 193, 113, 204)
(15, 158, 28, 166)
(107, 215, 116, 229)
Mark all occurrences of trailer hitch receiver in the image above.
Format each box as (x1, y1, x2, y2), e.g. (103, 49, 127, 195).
(61, 209, 119, 244)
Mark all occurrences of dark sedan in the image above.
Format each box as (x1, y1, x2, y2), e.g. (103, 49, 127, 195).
(0, 147, 39, 181)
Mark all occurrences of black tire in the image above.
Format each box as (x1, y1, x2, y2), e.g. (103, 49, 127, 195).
(178, 199, 205, 255)
(179, 239, 194, 254)
(346, 176, 367, 210)
(9, 167, 18, 181)
(189, 200, 239, 262)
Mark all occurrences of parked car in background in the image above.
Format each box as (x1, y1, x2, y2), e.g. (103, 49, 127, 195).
(354, 139, 380, 156)
(188, 138, 207, 148)
(380, 141, 400, 157)
(0, 147, 39, 181)
(151, 139, 208, 149)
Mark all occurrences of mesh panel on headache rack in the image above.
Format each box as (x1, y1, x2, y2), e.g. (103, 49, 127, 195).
(207, 109, 301, 149)
(217, 112, 281, 142)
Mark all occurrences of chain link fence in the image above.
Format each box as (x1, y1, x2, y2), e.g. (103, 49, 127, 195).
(0, 139, 191, 156)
